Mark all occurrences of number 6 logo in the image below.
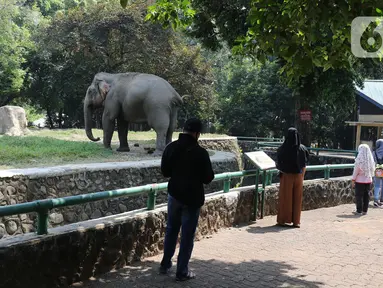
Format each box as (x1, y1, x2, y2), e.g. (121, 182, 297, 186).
(351, 17, 383, 58)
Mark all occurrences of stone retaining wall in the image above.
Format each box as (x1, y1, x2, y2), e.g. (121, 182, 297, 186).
(0, 177, 353, 288)
(0, 139, 240, 238)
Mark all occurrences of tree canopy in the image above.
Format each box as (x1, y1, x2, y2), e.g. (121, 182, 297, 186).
(145, 0, 383, 85)
(22, 1, 216, 128)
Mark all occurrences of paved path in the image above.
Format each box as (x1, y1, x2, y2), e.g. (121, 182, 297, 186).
(72, 204, 383, 288)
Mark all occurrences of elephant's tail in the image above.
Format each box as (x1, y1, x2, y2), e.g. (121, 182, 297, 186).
(181, 95, 191, 103)
(173, 94, 190, 107)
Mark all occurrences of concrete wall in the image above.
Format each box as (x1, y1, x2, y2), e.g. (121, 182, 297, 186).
(0, 177, 353, 288)
(0, 138, 241, 238)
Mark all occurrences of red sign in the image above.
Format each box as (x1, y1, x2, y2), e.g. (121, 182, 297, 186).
(299, 110, 312, 121)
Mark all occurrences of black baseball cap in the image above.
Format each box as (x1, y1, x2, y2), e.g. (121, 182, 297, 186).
(183, 118, 203, 133)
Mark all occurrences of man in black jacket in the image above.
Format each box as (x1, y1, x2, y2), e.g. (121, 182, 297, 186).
(159, 118, 215, 281)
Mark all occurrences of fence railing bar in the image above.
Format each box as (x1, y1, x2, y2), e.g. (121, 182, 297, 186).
(0, 164, 355, 235)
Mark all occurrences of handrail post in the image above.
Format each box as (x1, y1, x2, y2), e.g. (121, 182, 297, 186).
(223, 177, 231, 193)
(37, 208, 49, 235)
(265, 171, 269, 187)
(147, 185, 157, 210)
(253, 169, 260, 221)
(261, 170, 266, 219)
(324, 166, 330, 180)
(268, 171, 273, 185)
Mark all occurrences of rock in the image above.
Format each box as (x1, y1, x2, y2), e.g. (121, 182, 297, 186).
(6, 220, 18, 234)
(105, 212, 113, 216)
(64, 212, 76, 223)
(91, 210, 102, 219)
(19, 184, 27, 193)
(21, 224, 34, 233)
(85, 204, 92, 215)
(49, 213, 64, 224)
(80, 213, 89, 221)
(134, 143, 139, 147)
(40, 186, 47, 194)
(20, 214, 27, 221)
(119, 204, 128, 213)
(0, 224, 5, 238)
(0, 192, 4, 201)
(0, 106, 30, 136)
(6, 186, 16, 196)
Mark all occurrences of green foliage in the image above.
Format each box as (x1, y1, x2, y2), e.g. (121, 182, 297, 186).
(24, 0, 88, 17)
(0, 0, 36, 106)
(24, 1, 216, 128)
(215, 57, 295, 137)
(23, 105, 45, 122)
(310, 69, 359, 148)
(145, 0, 195, 30)
(143, 0, 382, 86)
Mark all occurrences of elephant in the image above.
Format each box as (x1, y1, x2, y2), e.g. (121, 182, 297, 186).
(84, 72, 185, 155)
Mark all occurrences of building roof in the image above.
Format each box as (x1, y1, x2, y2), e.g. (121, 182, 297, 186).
(355, 80, 383, 110)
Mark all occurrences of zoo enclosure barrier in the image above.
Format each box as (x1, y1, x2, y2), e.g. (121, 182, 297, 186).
(254, 142, 358, 157)
(0, 164, 354, 236)
(236, 136, 284, 142)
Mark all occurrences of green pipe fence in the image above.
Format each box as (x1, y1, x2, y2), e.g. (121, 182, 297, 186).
(0, 164, 354, 235)
(236, 136, 284, 142)
(255, 142, 357, 157)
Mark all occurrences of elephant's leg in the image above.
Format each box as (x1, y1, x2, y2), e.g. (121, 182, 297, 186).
(166, 109, 178, 145)
(148, 113, 169, 156)
(153, 128, 167, 156)
(166, 129, 173, 145)
(116, 116, 130, 152)
(102, 112, 115, 149)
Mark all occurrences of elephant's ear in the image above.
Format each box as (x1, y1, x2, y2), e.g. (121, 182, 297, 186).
(97, 80, 110, 100)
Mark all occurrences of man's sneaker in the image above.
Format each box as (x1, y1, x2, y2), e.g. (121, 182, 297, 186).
(176, 271, 196, 281)
(353, 211, 362, 216)
(373, 201, 381, 207)
(362, 212, 367, 215)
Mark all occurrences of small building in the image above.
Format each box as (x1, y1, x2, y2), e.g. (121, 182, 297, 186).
(346, 80, 383, 149)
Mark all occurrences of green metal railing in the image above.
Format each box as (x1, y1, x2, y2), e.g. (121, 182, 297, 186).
(237, 136, 284, 142)
(0, 164, 354, 236)
(255, 142, 357, 157)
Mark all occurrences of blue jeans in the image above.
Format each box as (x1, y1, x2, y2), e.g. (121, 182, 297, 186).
(374, 177, 383, 202)
(160, 195, 200, 277)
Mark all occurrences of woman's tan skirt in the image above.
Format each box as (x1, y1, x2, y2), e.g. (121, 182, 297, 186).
(277, 173, 303, 225)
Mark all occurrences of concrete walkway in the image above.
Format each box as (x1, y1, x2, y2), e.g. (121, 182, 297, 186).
(72, 204, 383, 288)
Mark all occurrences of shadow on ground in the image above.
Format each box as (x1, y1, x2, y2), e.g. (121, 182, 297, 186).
(246, 224, 295, 234)
(73, 258, 324, 288)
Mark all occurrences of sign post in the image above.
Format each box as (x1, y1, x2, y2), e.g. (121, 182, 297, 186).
(244, 151, 276, 221)
(244, 151, 276, 171)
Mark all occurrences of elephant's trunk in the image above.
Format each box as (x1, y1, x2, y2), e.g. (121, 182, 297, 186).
(84, 103, 100, 142)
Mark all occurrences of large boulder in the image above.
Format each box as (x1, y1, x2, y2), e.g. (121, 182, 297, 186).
(0, 106, 30, 136)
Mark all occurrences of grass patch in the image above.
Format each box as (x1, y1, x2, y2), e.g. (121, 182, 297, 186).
(31, 128, 226, 142)
(0, 129, 228, 169)
(0, 136, 114, 169)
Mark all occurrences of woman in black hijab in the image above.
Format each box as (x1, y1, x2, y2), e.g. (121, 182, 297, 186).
(276, 127, 309, 228)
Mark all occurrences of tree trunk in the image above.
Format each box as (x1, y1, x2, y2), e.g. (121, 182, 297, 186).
(297, 78, 312, 147)
(47, 109, 54, 129)
(58, 109, 63, 129)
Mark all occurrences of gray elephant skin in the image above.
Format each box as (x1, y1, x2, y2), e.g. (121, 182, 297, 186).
(84, 72, 184, 155)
